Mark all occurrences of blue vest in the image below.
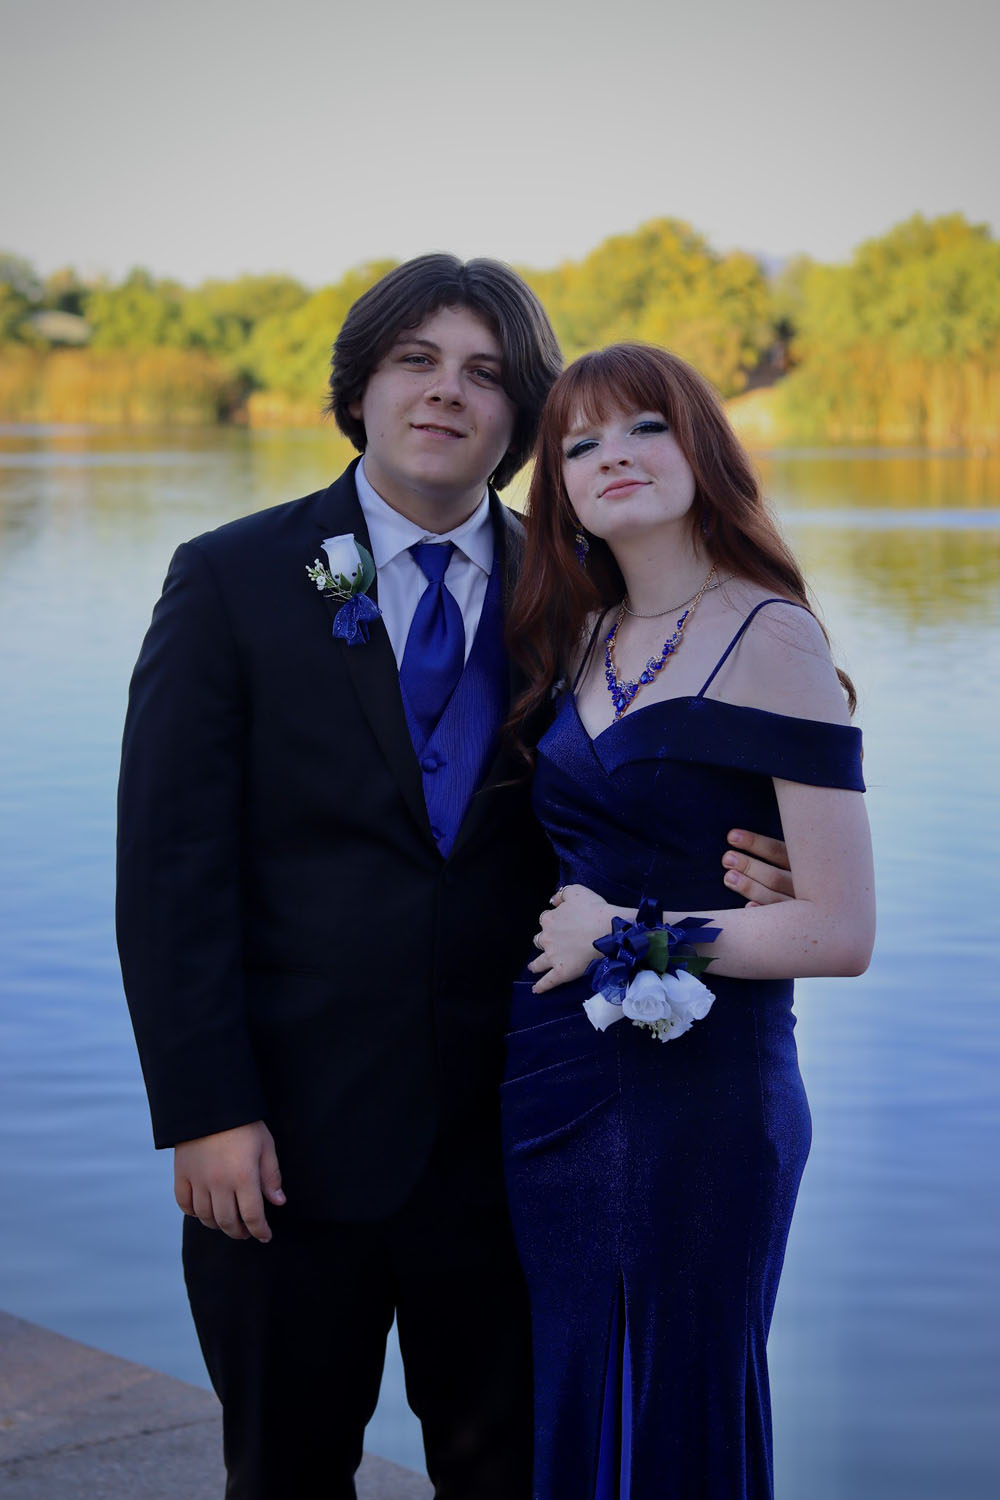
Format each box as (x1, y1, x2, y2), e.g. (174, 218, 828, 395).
(401, 557, 507, 858)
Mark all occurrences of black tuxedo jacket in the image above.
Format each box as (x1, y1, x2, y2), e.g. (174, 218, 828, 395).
(117, 462, 556, 1220)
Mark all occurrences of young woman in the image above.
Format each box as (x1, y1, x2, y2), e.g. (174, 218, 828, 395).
(501, 344, 875, 1500)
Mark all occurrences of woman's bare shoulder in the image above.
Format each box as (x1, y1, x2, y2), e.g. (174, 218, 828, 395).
(713, 586, 852, 726)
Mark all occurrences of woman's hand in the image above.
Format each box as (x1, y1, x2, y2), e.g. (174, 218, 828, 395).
(528, 884, 616, 993)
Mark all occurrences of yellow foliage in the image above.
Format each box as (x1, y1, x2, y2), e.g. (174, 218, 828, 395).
(0, 348, 46, 417)
(245, 389, 326, 427)
(0, 349, 237, 424)
(725, 388, 784, 449)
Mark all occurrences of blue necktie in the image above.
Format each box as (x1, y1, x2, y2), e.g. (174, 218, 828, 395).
(400, 542, 465, 741)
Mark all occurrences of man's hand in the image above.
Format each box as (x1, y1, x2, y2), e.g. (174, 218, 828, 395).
(722, 829, 794, 906)
(174, 1121, 285, 1244)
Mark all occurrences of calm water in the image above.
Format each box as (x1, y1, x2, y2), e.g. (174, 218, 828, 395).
(1, 425, 998, 1495)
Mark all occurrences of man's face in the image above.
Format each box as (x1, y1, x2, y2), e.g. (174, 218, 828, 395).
(349, 305, 516, 530)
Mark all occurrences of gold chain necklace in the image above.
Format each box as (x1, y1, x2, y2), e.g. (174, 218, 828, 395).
(623, 572, 734, 618)
(605, 565, 716, 720)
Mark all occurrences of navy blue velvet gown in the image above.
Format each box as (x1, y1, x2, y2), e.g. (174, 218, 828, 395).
(501, 603, 865, 1500)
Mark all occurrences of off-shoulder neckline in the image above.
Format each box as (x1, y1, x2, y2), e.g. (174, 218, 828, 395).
(569, 690, 855, 749)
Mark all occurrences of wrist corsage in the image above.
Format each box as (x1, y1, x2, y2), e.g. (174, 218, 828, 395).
(307, 533, 381, 645)
(583, 896, 721, 1043)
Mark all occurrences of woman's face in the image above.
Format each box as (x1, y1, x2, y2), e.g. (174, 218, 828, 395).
(560, 407, 697, 545)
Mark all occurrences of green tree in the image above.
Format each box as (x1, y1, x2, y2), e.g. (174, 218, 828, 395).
(778, 215, 1000, 445)
(0, 253, 43, 302)
(523, 219, 773, 395)
(244, 261, 396, 403)
(85, 269, 187, 349)
(0, 253, 43, 343)
(42, 267, 90, 317)
(181, 275, 310, 359)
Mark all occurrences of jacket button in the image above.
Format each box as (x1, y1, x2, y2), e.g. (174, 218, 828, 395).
(421, 755, 439, 772)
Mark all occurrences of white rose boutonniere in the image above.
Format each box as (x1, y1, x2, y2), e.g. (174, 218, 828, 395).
(321, 534, 363, 588)
(306, 533, 381, 645)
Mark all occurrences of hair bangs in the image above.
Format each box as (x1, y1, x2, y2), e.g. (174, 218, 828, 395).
(549, 345, 680, 439)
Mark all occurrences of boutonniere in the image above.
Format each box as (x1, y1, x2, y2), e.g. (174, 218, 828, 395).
(582, 897, 721, 1044)
(306, 534, 381, 645)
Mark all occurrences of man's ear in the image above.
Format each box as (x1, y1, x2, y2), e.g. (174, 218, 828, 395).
(348, 398, 363, 421)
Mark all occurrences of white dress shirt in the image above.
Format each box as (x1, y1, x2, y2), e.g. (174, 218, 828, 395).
(354, 457, 495, 667)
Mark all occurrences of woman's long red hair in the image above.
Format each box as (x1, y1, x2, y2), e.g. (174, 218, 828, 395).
(507, 344, 854, 755)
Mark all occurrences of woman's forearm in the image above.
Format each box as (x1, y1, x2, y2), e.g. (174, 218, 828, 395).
(592, 895, 874, 982)
(659, 897, 875, 981)
(531, 786, 874, 995)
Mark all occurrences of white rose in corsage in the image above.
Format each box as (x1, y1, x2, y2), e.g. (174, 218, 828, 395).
(621, 969, 672, 1024)
(582, 896, 721, 1045)
(305, 533, 381, 645)
(582, 993, 626, 1032)
(662, 966, 715, 1024)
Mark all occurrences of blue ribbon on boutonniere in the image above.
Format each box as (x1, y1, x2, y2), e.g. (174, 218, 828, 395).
(332, 592, 381, 645)
(306, 534, 381, 647)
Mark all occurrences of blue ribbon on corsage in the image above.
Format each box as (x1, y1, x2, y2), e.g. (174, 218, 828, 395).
(582, 897, 722, 1040)
(586, 895, 663, 1002)
(306, 534, 381, 647)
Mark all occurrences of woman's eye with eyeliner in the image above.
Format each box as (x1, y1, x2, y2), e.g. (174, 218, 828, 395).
(632, 420, 668, 435)
(565, 440, 597, 460)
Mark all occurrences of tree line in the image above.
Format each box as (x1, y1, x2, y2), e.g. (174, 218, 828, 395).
(1, 213, 997, 447)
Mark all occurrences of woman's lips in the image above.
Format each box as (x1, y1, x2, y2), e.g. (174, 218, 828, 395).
(600, 478, 649, 497)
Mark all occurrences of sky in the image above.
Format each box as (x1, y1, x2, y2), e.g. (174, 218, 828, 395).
(3, 0, 997, 287)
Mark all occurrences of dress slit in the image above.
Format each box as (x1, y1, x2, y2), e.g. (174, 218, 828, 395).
(595, 1277, 632, 1500)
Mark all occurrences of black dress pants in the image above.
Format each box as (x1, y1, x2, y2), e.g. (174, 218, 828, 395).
(182, 1142, 533, 1500)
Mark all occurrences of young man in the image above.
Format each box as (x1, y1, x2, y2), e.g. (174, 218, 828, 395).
(117, 255, 793, 1499)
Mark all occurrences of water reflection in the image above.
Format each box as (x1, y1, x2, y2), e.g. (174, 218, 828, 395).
(787, 521, 1000, 624)
(0, 425, 359, 560)
(759, 449, 1000, 510)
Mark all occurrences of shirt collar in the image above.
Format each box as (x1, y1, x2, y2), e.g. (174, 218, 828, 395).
(356, 458, 494, 575)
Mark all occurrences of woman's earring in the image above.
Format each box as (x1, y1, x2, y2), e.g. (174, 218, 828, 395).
(573, 531, 590, 566)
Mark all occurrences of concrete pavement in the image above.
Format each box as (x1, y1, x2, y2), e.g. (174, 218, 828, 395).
(0, 1309, 433, 1498)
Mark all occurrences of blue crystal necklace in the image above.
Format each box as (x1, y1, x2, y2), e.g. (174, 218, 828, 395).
(604, 565, 716, 720)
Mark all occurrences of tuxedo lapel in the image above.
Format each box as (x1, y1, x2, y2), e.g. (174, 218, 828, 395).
(312, 464, 434, 846)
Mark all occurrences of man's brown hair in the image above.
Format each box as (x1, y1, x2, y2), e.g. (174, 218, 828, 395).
(328, 254, 562, 490)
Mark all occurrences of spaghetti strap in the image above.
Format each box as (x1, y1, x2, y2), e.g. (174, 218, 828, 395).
(572, 609, 613, 693)
(697, 598, 810, 699)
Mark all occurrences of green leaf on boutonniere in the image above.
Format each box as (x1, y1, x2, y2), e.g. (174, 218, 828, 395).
(353, 543, 376, 596)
